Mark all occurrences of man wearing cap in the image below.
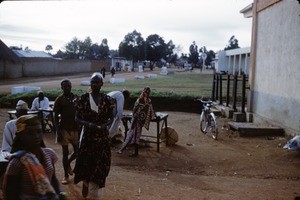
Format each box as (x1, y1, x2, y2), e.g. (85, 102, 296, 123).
(1, 100, 29, 158)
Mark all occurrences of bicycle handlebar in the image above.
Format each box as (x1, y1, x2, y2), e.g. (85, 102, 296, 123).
(195, 98, 212, 105)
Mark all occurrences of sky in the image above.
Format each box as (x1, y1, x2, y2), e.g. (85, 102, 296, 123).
(0, 0, 253, 54)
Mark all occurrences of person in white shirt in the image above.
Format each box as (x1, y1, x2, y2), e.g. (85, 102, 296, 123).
(107, 90, 130, 139)
(1, 100, 29, 158)
(31, 90, 50, 115)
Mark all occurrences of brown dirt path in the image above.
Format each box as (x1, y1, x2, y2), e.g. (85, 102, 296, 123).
(0, 68, 299, 199)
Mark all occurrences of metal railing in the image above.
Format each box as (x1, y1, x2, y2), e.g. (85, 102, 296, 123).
(211, 73, 249, 113)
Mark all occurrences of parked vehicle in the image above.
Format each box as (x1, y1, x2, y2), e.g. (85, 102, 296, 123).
(196, 97, 218, 140)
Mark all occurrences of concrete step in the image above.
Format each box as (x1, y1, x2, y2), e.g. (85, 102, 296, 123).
(211, 107, 222, 116)
(228, 122, 284, 137)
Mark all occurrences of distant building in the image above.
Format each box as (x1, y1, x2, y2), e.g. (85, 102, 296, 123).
(0, 40, 91, 78)
(215, 47, 250, 75)
(0, 40, 23, 79)
(111, 57, 133, 72)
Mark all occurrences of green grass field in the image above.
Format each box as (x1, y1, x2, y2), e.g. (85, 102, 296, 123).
(100, 73, 214, 98)
(0, 72, 215, 111)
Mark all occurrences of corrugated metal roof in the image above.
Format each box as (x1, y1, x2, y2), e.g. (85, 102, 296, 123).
(13, 50, 53, 58)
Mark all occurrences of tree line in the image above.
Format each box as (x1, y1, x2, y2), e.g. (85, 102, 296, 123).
(46, 30, 240, 68)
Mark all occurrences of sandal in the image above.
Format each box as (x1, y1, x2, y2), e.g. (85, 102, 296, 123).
(61, 177, 69, 185)
(116, 149, 123, 154)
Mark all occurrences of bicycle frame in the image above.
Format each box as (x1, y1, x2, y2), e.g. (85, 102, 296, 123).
(197, 98, 218, 140)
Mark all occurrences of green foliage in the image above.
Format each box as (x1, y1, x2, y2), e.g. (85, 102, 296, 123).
(0, 90, 60, 108)
(45, 45, 53, 53)
(64, 36, 95, 59)
(0, 72, 213, 113)
(146, 34, 167, 64)
(64, 37, 81, 59)
(188, 41, 199, 66)
(224, 35, 240, 50)
(98, 38, 110, 59)
(102, 73, 213, 97)
(118, 30, 145, 62)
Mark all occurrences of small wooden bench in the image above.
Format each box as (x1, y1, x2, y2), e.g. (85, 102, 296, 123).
(121, 112, 169, 152)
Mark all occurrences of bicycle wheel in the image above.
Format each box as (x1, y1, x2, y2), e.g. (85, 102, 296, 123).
(199, 112, 207, 134)
(208, 113, 218, 140)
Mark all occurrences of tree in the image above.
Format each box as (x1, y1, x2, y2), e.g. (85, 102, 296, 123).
(64, 37, 81, 59)
(45, 45, 53, 54)
(53, 49, 64, 58)
(145, 34, 167, 69)
(89, 43, 101, 60)
(64, 36, 94, 59)
(109, 49, 119, 58)
(188, 41, 199, 69)
(224, 35, 240, 50)
(118, 30, 145, 62)
(98, 38, 110, 59)
(80, 37, 92, 59)
(205, 50, 215, 66)
(165, 40, 177, 64)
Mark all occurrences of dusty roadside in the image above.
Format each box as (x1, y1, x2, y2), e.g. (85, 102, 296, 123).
(0, 69, 299, 199)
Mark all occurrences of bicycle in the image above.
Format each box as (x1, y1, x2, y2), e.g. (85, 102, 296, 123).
(196, 97, 218, 140)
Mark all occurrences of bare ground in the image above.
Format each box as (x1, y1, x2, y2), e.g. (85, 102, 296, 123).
(0, 68, 299, 200)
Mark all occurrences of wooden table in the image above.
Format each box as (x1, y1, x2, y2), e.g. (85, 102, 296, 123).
(7, 100, 54, 120)
(0, 153, 9, 178)
(121, 112, 169, 152)
(7, 110, 39, 120)
(39, 108, 55, 133)
(7, 109, 55, 133)
(49, 101, 55, 108)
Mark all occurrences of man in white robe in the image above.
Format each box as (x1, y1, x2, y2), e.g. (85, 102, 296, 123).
(107, 90, 130, 139)
(1, 100, 29, 158)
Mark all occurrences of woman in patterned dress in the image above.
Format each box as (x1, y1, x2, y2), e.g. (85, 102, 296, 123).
(117, 87, 156, 157)
(3, 115, 64, 200)
(73, 72, 115, 199)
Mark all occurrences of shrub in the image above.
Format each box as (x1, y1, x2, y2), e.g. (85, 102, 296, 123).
(0, 89, 204, 113)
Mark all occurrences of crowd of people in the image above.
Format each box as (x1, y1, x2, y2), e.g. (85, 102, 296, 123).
(1, 72, 157, 199)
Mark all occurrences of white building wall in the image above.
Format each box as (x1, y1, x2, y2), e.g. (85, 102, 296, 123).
(23, 59, 91, 77)
(252, 0, 300, 135)
(111, 58, 133, 71)
(215, 50, 228, 73)
(216, 47, 250, 75)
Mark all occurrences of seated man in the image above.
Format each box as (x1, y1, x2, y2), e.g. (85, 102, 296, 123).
(31, 90, 52, 132)
(1, 100, 29, 159)
(31, 90, 50, 116)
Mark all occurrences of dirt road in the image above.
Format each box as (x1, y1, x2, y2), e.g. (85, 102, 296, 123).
(0, 69, 299, 199)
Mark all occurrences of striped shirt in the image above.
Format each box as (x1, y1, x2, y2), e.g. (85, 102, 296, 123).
(5, 148, 58, 198)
